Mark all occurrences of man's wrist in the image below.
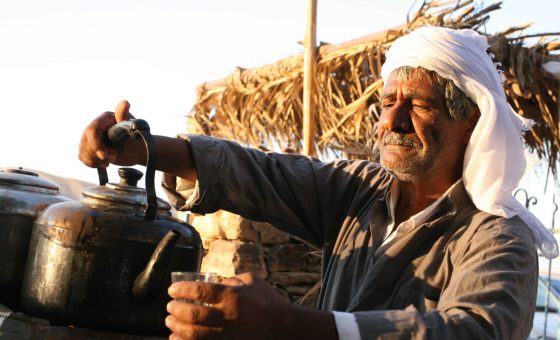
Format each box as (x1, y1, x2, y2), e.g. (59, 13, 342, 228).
(274, 303, 338, 340)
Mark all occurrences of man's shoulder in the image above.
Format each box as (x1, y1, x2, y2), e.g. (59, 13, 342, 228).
(454, 210, 537, 255)
(467, 211, 534, 239)
(446, 184, 534, 242)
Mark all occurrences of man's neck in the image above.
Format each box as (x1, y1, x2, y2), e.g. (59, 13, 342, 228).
(393, 177, 458, 226)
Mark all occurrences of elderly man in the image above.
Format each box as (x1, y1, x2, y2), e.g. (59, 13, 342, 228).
(79, 27, 557, 339)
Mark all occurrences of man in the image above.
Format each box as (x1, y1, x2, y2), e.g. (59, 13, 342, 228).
(79, 27, 557, 339)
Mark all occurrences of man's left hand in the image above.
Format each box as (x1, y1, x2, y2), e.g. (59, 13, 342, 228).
(166, 272, 292, 340)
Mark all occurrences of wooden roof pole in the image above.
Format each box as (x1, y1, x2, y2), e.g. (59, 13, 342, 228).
(303, 0, 317, 156)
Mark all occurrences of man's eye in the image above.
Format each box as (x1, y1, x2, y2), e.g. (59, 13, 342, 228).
(382, 102, 395, 109)
(412, 104, 429, 111)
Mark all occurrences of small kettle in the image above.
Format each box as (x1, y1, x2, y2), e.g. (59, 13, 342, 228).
(20, 120, 203, 335)
(0, 168, 70, 310)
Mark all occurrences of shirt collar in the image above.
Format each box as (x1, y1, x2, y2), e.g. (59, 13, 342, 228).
(388, 178, 463, 229)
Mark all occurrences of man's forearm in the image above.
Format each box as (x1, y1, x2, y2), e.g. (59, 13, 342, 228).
(151, 135, 197, 182)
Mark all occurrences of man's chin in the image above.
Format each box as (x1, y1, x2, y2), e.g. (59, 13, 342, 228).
(380, 161, 420, 183)
(383, 168, 418, 182)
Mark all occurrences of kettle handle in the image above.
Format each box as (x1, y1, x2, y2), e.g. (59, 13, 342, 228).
(97, 119, 158, 220)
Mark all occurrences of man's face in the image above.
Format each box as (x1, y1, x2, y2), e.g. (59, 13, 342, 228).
(377, 69, 472, 183)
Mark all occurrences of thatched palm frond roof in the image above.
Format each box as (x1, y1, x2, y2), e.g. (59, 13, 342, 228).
(188, 0, 560, 176)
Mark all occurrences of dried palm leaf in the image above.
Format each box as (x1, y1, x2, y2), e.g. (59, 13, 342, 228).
(188, 0, 560, 178)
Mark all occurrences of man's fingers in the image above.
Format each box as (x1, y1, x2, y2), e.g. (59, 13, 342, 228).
(169, 333, 184, 340)
(87, 111, 118, 163)
(168, 282, 227, 304)
(220, 276, 246, 287)
(78, 149, 109, 168)
(78, 111, 117, 168)
(78, 101, 141, 169)
(165, 315, 224, 340)
(114, 100, 135, 122)
(167, 301, 224, 326)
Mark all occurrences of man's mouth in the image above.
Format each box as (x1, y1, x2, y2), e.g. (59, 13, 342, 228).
(382, 132, 423, 149)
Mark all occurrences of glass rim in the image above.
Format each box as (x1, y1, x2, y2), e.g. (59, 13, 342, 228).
(171, 271, 218, 276)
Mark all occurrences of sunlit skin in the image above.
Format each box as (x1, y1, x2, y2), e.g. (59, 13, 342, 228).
(78, 100, 198, 182)
(377, 69, 478, 226)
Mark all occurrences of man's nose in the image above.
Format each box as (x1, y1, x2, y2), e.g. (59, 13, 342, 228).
(378, 103, 411, 133)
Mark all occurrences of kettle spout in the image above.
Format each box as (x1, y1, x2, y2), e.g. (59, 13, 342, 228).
(132, 230, 180, 302)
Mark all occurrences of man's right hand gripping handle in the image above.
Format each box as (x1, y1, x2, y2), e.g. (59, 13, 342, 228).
(78, 100, 197, 182)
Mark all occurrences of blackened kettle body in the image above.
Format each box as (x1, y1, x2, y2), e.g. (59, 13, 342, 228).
(0, 168, 70, 310)
(21, 167, 203, 335)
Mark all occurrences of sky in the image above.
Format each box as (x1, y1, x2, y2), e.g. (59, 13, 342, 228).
(0, 0, 558, 226)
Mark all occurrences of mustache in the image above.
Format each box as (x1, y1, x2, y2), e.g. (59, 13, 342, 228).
(382, 132, 423, 148)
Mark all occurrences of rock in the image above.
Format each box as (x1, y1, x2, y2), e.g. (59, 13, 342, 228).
(268, 272, 321, 286)
(201, 239, 267, 278)
(303, 263, 321, 272)
(217, 211, 260, 242)
(252, 221, 290, 244)
(282, 284, 316, 296)
(190, 213, 222, 245)
(267, 243, 309, 272)
(303, 250, 322, 272)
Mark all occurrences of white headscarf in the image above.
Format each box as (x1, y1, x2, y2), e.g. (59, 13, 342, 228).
(380, 26, 558, 259)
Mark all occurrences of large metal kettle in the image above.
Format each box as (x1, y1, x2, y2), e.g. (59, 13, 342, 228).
(0, 167, 70, 311)
(20, 119, 203, 335)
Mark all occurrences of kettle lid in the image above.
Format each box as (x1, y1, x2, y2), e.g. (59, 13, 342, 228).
(83, 167, 171, 210)
(0, 167, 60, 191)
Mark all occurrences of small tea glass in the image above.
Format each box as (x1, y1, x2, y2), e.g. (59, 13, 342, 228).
(171, 271, 219, 304)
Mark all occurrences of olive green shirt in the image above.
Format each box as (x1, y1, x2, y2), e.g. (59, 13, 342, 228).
(163, 135, 538, 340)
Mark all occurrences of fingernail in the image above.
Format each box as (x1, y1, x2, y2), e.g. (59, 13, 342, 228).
(96, 151, 106, 161)
(165, 315, 173, 328)
(166, 301, 173, 312)
(168, 284, 177, 296)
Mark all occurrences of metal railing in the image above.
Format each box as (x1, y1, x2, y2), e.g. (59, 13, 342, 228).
(515, 189, 559, 340)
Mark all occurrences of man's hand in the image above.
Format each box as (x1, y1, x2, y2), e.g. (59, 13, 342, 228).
(78, 100, 198, 181)
(166, 272, 337, 340)
(78, 100, 144, 168)
(166, 273, 289, 340)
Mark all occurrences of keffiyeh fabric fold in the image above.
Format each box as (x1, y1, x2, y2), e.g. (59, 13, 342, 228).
(380, 26, 558, 259)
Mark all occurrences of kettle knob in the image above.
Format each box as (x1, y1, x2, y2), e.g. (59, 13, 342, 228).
(118, 168, 144, 187)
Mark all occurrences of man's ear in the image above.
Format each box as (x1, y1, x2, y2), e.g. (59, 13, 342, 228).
(463, 107, 480, 144)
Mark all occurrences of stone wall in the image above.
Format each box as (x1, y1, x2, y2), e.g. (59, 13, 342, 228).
(189, 210, 321, 307)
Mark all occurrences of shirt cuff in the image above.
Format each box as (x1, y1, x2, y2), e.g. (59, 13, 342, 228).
(161, 172, 203, 211)
(332, 311, 361, 340)
(160, 135, 208, 212)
